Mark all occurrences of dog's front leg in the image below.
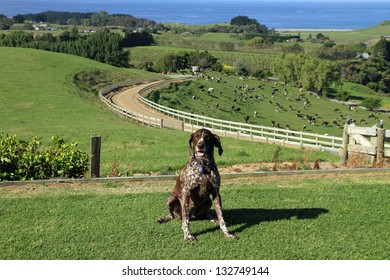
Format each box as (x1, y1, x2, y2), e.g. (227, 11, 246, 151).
(181, 190, 196, 241)
(213, 192, 237, 240)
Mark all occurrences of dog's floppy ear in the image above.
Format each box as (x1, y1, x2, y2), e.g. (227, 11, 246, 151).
(188, 133, 194, 156)
(213, 134, 223, 156)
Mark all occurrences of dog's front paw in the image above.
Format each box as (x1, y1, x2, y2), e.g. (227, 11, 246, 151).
(225, 233, 238, 240)
(184, 234, 197, 242)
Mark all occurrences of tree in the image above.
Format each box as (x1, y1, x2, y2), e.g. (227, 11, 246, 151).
(122, 30, 154, 47)
(335, 90, 350, 101)
(188, 51, 220, 70)
(13, 14, 25, 24)
(153, 51, 220, 73)
(155, 53, 183, 73)
(361, 97, 382, 111)
(84, 29, 129, 67)
(230, 16, 268, 34)
(273, 53, 305, 85)
(234, 59, 249, 76)
(316, 33, 325, 40)
(90, 11, 109, 27)
(314, 59, 341, 94)
(272, 54, 341, 95)
(230, 16, 258, 26)
(249, 37, 264, 48)
(83, 18, 91, 26)
(0, 14, 12, 30)
(66, 18, 78, 26)
(373, 37, 390, 61)
(300, 57, 317, 91)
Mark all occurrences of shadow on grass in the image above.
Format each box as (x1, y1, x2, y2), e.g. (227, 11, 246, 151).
(194, 208, 329, 237)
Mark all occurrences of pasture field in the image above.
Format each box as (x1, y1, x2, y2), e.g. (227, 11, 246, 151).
(148, 71, 389, 136)
(154, 22, 390, 50)
(131, 23, 390, 74)
(130, 45, 276, 71)
(283, 22, 390, 46)
(0, 171, 389, 259)
(0, 48, 337, 177)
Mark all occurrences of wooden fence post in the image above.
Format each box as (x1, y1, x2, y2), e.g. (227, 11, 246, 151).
(91, 136, 101, 178)
(341, 123, 350, 166)
(377, 121, 385, 164)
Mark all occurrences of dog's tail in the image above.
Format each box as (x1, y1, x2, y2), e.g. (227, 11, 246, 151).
(156, 215, 174, 224)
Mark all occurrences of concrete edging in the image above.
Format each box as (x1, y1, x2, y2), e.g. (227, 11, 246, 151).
(1, 167, 389, 187)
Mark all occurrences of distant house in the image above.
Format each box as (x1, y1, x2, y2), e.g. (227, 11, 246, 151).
(286, 37, 301, 43)
(191, 66, 203, 73)
(356, 52, 370, 60)
(33, 24, 56, 31)
(78, 29, 97, 34)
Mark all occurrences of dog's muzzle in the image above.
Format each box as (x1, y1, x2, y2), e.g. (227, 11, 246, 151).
(195, 146, 206, 158)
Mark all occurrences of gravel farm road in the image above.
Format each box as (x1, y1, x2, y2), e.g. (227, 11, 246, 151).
(110, 80, 184, 130)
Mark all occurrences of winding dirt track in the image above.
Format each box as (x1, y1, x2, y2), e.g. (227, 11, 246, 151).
(110, 80, 184, 130)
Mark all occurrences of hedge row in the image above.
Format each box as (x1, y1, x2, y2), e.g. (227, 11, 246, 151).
(0, 133, 89, 181)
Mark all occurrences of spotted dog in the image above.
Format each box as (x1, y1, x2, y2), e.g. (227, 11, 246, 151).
(157, 128, 236, 241)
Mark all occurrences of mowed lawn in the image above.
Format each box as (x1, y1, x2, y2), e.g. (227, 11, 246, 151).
(0, 172, 389, 260)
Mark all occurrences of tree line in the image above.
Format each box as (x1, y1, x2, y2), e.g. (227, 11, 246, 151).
(154, 51, 221, 73)
(272, 53, 341, 95)
(9, 11, 161, 30)
(345, 37, 390, 93)
(150, 49, 342, 96)
(0, 29, 154, 67)
(2, 12, 272, 35)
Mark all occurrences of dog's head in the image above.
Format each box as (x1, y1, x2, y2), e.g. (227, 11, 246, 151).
(188, 129, 223, 160)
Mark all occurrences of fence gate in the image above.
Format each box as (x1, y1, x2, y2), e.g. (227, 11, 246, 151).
(341, 121, 390, 165)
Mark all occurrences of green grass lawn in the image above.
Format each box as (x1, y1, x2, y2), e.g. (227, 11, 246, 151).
(0, 172, 389, 259)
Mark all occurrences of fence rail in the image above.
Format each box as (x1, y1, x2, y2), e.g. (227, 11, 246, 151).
(341, 122, 390, 164)
(100, 78, 344, 154)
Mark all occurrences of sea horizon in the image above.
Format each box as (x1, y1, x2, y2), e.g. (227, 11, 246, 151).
(0, 0, 389, 30)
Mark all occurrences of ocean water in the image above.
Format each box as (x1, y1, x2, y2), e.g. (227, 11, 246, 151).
(0, 0, 389, 29)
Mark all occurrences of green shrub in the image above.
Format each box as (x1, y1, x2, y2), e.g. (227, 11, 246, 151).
(335, 90, 351, 101)
(0, 133, 89, 181)
(361, 97, 382, 111)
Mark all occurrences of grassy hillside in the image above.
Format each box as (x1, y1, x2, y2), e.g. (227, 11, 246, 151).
(0, 48, 337, 177)
(283, 22, 390, 46)
(148, 71, 388, 136)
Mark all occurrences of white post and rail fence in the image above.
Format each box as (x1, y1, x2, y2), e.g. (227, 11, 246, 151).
(96, 78, 390, 176)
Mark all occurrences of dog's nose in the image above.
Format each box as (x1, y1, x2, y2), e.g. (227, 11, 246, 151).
(196, 138, 204, 146)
